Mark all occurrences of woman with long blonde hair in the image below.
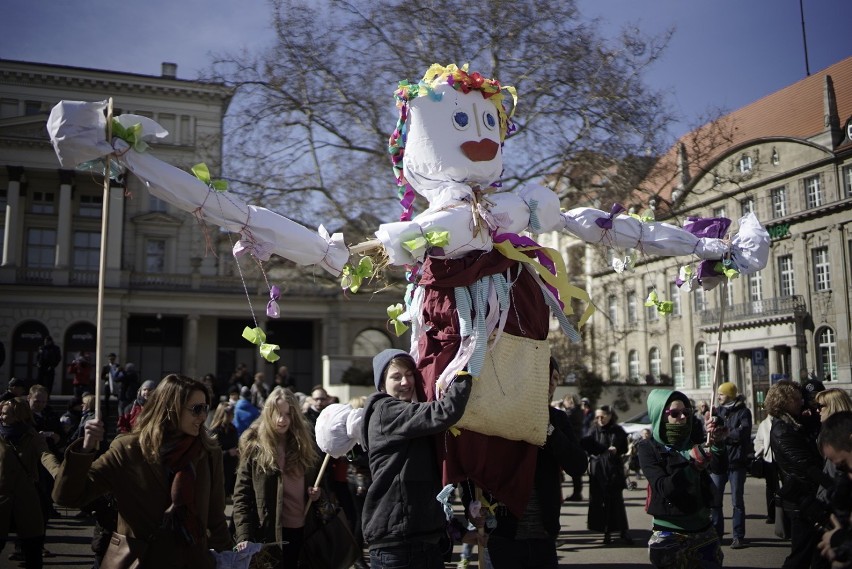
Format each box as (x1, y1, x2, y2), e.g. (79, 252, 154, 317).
(233, 387, 321, 568)
(52, 374, 233, 568)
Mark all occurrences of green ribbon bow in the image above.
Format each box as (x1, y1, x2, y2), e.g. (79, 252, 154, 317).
(386, 303, 409, 337)
(241, 326, 280, 362)
(628, 210, 655, 223)
(644, 289, 674, 315)
(714, 262, 739, 280)
(191, 163, 228, 192)
(402, 230, 451, 255)
(341, 257, 373, 293)
(111, 119, 148, 153)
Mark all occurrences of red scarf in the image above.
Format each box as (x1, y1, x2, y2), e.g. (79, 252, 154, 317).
(160, 434, 204, 544)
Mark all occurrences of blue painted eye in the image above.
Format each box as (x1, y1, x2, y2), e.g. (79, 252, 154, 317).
(482, 111, 497, 130)
(452, 111, 470, 130)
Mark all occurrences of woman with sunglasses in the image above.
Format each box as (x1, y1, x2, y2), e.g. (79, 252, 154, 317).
(582, 405, 631, 545)
(232, 387, 322, 569)
(52, 374, 232, 568)
(637, 389, 723, 568)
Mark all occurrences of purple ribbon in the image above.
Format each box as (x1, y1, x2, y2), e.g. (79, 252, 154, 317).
(595, 203, 626, 230)
(266, 285, 280, 318)
(683, 216, 732, 280)
(683, 216, 731, 239)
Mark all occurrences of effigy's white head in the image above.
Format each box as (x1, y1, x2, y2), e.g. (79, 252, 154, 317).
(403, 83, 504, 192)
(389, 64, 516, 219)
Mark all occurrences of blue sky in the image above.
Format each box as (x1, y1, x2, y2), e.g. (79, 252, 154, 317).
(2, 0, 850, 139)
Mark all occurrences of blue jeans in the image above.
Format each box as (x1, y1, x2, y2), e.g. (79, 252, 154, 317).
(369, 542, 444, 569)
(710, 466, 746, 540)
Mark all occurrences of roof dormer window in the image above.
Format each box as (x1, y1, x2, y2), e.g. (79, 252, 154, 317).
(738, 154, 753, 174)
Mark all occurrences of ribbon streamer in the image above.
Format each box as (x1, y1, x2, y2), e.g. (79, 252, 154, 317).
(386, 303, 409, 337)
(594, 203, 626, 230)
(267, 286, 281, 319)
(191, 162, 228, 192)
(644, 289, 674, 315)
(111, 120, 148, 153)
(241, 326, 280, 363)
(341, 257, 374, 293)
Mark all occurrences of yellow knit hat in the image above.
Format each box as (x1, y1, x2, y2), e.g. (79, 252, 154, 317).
(718, 382, 738, 398)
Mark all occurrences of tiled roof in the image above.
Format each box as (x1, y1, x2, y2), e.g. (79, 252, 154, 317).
(643, 55, 852, 204)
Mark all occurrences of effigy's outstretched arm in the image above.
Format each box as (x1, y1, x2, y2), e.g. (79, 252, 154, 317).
(560, 207, 770, 275)
(47, 100, 349, 275)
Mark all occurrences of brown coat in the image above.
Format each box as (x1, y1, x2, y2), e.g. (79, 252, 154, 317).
(232, 429, 322, 545)
(53, 435, 232, 568)
(0, 429, 60, 539)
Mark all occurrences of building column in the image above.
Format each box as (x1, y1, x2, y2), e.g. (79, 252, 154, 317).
(2, 167, 23, 268)
(105, 185, 124, 286)
(184, 313, 200, 378)
(55, 171, 74, 269)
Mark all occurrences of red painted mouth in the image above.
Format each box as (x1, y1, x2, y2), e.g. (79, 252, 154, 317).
(461, 139, 499, 162)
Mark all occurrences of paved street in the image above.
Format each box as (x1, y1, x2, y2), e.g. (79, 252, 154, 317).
(15, 474, 789, 569)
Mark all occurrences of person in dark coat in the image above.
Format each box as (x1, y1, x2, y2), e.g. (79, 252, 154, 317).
(0, 377, 27, 403)
(35, 337, 61, 390)
(766, 380, 833, 569)
(637, 389, 723, 568)
(208, 403, 239, 498)
(361, 349, 471, 569)
(473, 356, 587, 568)
(115, 363, 140, 414)
(561, 391, 586, 501)
(709, 381, 753, 549)
(582, 404, 631, 544)
(0, 397, 61, 568)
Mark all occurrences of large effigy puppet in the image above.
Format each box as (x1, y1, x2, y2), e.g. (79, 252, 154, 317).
(48, 63, 769, 518)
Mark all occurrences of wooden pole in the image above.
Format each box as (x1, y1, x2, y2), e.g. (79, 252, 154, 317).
(303, 453, 332, 519)
(707, 280, 727, 445)
(94, 97, 113, 420)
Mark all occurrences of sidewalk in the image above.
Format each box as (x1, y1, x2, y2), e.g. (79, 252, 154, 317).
(24, 475, 789, 568)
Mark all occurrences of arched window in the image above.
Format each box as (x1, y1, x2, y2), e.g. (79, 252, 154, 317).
(671, 345, 685, 388)
(696, 342, 711, 389)
(352, 329, 392, 357)
(628, 350, 640, 381)
(608, 352, 620, 381)
(816, 327, 837, 381)
(649, 347, 661, 382)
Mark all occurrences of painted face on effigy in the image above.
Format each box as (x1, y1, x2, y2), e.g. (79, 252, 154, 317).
(400, 83, 507, 211)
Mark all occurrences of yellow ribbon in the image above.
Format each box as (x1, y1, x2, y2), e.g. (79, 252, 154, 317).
(492, 241, 594, 327)
(241, 326, 280, 362)
(714, 262, 739, 280)
(401, 230, 450, 255)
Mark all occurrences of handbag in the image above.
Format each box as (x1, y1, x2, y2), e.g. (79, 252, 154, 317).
(99, 531, 149, 569)
(299, 507, 360, 569)
(748, 457, 766, 478)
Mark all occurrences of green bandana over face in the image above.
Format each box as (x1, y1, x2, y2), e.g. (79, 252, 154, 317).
(664, 421, 691, 446)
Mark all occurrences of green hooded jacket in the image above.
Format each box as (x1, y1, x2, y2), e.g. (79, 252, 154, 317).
(638, 389, 713, 532)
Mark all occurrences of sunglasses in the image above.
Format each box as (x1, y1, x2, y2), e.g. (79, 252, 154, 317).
(664, 408, 692, 419)
(185, 403, 210, 417)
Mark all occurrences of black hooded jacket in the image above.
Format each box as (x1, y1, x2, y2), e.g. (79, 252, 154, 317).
(360, 352, 471, 549)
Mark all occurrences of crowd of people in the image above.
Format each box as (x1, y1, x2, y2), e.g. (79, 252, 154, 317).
(1, 349, 850, 569)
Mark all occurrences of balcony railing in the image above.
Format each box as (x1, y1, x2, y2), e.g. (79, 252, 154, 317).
(699, 295, 806, 326)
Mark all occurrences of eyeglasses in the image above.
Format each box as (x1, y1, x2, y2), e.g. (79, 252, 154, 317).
(664, 408, 692, 419)
(185, 404, 210, 417)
